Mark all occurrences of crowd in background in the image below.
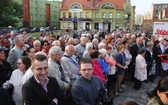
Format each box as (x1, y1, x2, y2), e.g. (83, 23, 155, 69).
(0, 27, 168, 105)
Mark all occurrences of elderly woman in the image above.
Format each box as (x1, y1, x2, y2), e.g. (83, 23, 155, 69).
(52, 40, 61, 47)
(147, 77, 168, 105)
(98, 48, 109, 74)
(3, 56, 31, 105)
(83, 42, 93, 59)
(134, 48, 147, 90)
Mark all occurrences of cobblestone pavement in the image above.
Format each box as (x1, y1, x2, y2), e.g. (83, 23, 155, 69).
(111, 76, 162, 105)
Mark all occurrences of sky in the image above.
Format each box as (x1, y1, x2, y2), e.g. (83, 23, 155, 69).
(48, 0, 168, 15)
(131, 0, 168, 15)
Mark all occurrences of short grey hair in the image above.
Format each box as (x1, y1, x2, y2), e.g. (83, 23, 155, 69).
(65, 45, 74, 52)
(48, 46, 62, 58)
(92, 38, 98, 44)
(14, 35, 23, 44)
(98, 42, 106, 49)
(86, 42, 93, 50)
(99, 48, 107, 58)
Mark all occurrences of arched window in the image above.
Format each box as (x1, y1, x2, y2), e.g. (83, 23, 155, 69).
(70, 4, 82, 9)
(101, 3, 115, 9)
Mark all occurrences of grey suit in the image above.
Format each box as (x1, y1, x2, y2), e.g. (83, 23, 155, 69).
(61, 55, 79, 82)
(48, 58, 70, 90)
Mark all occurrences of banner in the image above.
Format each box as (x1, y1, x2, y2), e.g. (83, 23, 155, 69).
(153, 22, 168, 36)
(70, 9, 81, 12)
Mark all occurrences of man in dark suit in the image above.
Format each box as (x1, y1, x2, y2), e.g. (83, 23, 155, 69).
(130, 37, 143, 82)
(22, 54, 64, 105)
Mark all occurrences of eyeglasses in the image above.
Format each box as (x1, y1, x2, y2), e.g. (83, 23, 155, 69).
(81, 68, 93, 72)
(44, 44, 48, 46)
(164, 92, 168, 98)
(35, 66, 48, 71)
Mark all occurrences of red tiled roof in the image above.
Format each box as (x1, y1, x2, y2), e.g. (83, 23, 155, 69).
(61, 0, 125, 10)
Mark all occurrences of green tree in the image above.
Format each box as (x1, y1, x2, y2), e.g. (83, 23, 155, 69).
(0, 0, 23, 27)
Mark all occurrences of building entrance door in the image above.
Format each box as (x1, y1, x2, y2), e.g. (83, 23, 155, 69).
(94, 23, 98, 30)
(74, 22, 77, 30)
(86, 23, 90, 31)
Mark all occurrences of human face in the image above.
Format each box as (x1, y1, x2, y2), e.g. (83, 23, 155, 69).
(34, 45, 41, 52)
(19, 37, 25, 47)
(27, 48, 35, 59)
(120, 48, 125, 53)
(17, 59, 26, 71)
(32, 60, 48, 83)
(157, 90, 168, 105)
(80, 63, 93, 80)
(67, 46, 74, 56)
(52, 51, 62, 61)
(0, 50, 5, 61)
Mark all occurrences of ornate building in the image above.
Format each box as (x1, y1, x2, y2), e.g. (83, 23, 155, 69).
(59, 0, 133, 31)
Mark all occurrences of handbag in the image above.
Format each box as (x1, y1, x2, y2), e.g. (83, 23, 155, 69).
(108, 66, 116, 75)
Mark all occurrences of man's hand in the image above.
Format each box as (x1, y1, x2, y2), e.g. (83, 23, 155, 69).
(52, 98, 58, 105)
(66, 83, 71, 90)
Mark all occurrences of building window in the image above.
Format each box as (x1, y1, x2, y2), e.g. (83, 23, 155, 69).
(95, 12, 98, 18)
(86, 12, 89, 18)
(80, 22, 83, 28)
(116, 13, 120, 18)
(74, 12, 77, 18)
(102, 3, 114, 9)
(80, 12, 83, 18)
(109, 12, 113, 18)
(70, 4, 82, 9)
(63, 12, 66, 18)
(63, 22, 66, 28)
(69, 12, 71, 18)
(68, 22, 72, 28)
(102, 12, 106, 18)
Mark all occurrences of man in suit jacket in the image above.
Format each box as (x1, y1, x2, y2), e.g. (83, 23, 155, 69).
(130, 37, 143, 82)
(22, 54, 64, 105)
(61, 45, 80, 83)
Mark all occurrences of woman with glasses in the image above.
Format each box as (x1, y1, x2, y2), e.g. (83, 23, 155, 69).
(147, 77, 168, 105)
(3, 56, 31, 105)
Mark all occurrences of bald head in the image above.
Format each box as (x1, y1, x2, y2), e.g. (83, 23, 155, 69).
(65, 45, 74, 56)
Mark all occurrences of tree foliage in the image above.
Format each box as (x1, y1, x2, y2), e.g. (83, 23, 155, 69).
(0, 0, 23, 27)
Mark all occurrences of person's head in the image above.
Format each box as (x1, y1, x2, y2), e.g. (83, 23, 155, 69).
(118, 101, 139, 105)
(146, 42, 154, 50)
(118, 44, 126, 53)
(14, 35, 25, 47)
(27, 35, 34, 45)
(52, 40, 60, 47)
(41, 41, 49, 50)
(154, 40, 160, 48)
(99, 48, 107, 59)
(10, 31, 14, 39)
(0, 46, 5, 61)
(17, 56, 31, 72)
(31, 54, 48, 83)
(138, 48, 146, 57)
(149, 77, 168, 105)
(79, 58, 93, 80)
(98, 42, 106, 50)
(80, 37, 87, 46)
(48, 46, 62, 61)
(105, 45, 112, 54)
(33, 40, 41, 52)
(159, 37, 164, 44)
(85, 42, 93, 50)
(26, 47, 36, 60)
(65, 45, 74, 57)
(122, 40, 129, 47)
(136, 37, 142, 45)
(92, 38, 99, 46)
(90, 50, 100, 59)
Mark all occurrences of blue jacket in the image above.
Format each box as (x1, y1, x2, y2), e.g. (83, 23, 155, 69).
(98, 58, 109, 74)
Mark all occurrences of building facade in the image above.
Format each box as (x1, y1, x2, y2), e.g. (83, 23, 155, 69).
(13, 0, 60, 27)
(59, 0, 133, 31)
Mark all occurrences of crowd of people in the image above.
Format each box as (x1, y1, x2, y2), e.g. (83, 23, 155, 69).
(0, 28, 168, 105)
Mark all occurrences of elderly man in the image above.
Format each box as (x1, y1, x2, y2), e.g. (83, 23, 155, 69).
(22, 54, 64, 105)
(48, 46, 70, 89)
(7, 35, 25, 70)
(75, 37, 87, 59)
(61, 45, 79, 83)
